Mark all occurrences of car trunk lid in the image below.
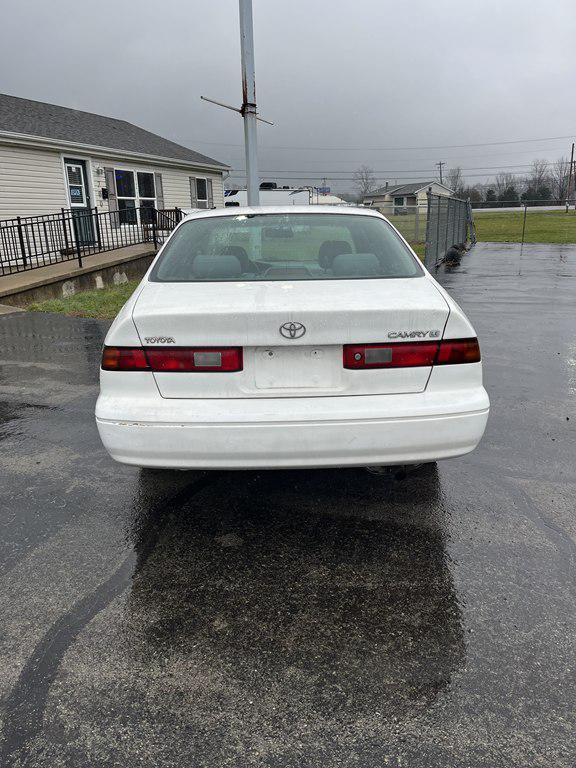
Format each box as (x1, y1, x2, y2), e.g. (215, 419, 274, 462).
(132, 277, 450, 398)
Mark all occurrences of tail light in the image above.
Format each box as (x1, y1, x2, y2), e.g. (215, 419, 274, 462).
(343, 338, 480, 369)
(102, 347, 149, 371)
(145, 347, 243, 372)
(435, 338, 481, 365)
(102, 346, 243, 372)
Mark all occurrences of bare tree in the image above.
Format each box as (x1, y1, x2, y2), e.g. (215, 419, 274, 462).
(494, 172, 516, 197)
(353, 165, 377, 198)
(446, 167, 463, 193)
(529, 159, 550, 188)
(550, 157, 571, 201)
(461, 184, 483, 204)
(522, 159, 552, 202)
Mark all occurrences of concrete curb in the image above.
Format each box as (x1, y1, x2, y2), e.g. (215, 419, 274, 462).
(0, 248, 156, 307)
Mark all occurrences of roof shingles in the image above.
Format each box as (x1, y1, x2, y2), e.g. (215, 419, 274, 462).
(365, 180, 441, 197)
(0, 93, 227, 168)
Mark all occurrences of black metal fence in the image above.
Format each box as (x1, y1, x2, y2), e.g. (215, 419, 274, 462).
(424, 191, 476, 269)
(0, 206, 184, 277)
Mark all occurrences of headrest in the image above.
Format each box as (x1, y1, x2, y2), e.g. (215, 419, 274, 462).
(192, 254, 243, 279)
(318, 240, 352, 268)
(331, 253, 381, 277)
(217, 246, 251, 272)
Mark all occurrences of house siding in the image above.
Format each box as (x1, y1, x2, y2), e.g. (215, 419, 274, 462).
(90, 158, 224, 212)
(0, 141, 225, 221)
(0, 144, 68, 219)
(161, 168, 225, 210)
(365, 182, 454, 216)
(416, 183, 453, 203)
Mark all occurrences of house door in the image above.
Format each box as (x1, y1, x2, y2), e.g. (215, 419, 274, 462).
(64, 159, 95, 246)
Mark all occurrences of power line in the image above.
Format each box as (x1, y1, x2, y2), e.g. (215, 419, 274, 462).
(228, 162, 542, 174)
(228, 170, 541, 179)
(193, 133, 575, 151)
(227, 170, 543, 181)
(233, 147, 574, 166)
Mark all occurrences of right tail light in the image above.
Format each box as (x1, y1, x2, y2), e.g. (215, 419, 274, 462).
(435, 338, 481, 365)
(343, 338, 480, 369)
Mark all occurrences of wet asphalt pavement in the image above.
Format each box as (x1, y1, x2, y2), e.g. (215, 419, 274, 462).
(0, 241, 575, 767)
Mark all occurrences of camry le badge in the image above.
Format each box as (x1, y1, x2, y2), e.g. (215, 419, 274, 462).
(280, 322, 306, 339)
(388, 330, 441, 339)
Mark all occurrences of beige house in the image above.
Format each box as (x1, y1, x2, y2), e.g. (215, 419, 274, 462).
(0, 93, 228, 222)
(363, 180, 455, 214)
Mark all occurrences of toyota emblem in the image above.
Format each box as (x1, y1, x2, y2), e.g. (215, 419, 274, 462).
(279, 321, 306, 339)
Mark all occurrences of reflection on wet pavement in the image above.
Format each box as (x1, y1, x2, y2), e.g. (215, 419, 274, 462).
(0, 242, 575, 767)
(128, 467, 464, 717)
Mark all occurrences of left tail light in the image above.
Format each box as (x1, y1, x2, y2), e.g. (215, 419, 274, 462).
(101, 346, 243, 372)
(101, 347, 150, 371)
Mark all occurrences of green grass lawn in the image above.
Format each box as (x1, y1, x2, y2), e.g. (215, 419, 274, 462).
(29, 280, 139, 319)
(385, 213, 427, 244)
(474, 209, 576, 243)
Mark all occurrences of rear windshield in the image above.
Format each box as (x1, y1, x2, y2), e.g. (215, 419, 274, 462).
(149, 213, 423, 282)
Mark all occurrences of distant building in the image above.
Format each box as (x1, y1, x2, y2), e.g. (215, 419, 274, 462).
(363, 181, 454, 214)
(0, 93, 228, 222)
(225, 187, 349, 207)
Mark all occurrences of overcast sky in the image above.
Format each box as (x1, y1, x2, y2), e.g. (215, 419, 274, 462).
(1, 0, 575, 192)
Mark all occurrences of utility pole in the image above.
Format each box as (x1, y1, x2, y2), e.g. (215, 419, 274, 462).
(201, 0, 272, 206)
(436, 161, 445, 184)
(566, 142, 575, 213)
(239, 0, 259, 205)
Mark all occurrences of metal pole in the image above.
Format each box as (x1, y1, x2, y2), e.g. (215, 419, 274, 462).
(16, 216, 27, 267)
(75, 213, 83, 269)
(436, 161, 444, 184)
(435, 194, 441, 266)
(444, 197, 451, 254)
(424, 187, 432, 267)
(566, 142, 574, 213)
(94, 206, 102, 249)
(518, 203, 528, 276)
(521, 203, 528, 247)
(239, 0, 259, 206)
(61, 208, 70, 253)
(152, 208, 158, 250)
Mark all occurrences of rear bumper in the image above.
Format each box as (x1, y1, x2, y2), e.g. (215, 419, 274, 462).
(96, 386, 489, 469)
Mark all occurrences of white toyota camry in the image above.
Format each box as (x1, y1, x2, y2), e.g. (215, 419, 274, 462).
(96, 206, 489, 469)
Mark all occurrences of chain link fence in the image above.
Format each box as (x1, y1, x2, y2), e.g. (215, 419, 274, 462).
(368, 192, 476, 266)
(424, 192, 476, 269)
(382, 204, 427, 245)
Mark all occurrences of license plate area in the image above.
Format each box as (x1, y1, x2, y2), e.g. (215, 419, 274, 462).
(255, 345, 341, 390)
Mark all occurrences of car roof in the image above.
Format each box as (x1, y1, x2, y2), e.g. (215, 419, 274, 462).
(181, 205, 385, 221)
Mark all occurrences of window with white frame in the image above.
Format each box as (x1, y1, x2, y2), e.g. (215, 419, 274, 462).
(196, 178, 208, 208)
(190, 177, 213, 209)
(393, 196, 405, 207)
(115, 169, 156, 224)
